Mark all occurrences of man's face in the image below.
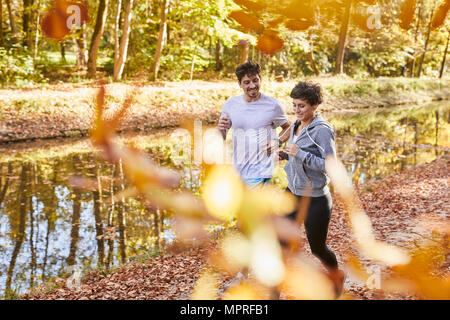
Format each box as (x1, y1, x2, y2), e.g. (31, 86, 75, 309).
(239, 74, 261, 100)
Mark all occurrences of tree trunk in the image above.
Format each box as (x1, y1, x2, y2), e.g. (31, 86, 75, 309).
(75, 24, 88, 68)
(334, 0, 352, 75)
(240, 40, 249, 64)
(152, 0, 169, 81)
(410, 0, 422, 77)
(190, 51, 196, 80)
(439, 30, 449, 78)
(23, 0, 34, 48)
(113, 0, 123, 75)
(33, 0, 40, 63)
(215, 39, 223, 71)
(1, 0, 4, 45)
(6, 0, 18, 42)
(307, 30, 319, 76)
(417, 5, 435, 77)
(60, 42, 66, 64)
(114, 0, 134, 81)
(87, 0, 109, 78)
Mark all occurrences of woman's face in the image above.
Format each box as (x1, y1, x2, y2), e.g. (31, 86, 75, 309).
(292, 98, 318, 122)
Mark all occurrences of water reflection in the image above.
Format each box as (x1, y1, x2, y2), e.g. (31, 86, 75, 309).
(0, 101, 448, 297)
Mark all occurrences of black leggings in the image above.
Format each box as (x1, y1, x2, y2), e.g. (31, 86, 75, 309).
(286, 188, 338, 270)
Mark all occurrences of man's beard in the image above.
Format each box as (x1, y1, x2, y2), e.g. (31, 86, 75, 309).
(247, 88, 259, 97)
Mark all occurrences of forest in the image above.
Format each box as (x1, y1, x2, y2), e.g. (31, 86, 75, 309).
(0, 0, 448, 85)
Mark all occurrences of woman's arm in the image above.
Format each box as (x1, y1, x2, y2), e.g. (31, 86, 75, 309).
(286, 127, 336, 172)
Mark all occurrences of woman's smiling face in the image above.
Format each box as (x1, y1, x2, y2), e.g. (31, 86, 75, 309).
(292, 98, 318, 122)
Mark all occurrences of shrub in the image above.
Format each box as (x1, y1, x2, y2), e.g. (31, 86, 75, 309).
(0, 45, 46, 86)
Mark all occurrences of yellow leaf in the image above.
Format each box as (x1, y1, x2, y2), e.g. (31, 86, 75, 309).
(202, 165, 244, 221)
(191, 271, 219, 300)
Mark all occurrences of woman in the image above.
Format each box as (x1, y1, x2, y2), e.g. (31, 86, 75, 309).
(279, 81, 345, 297)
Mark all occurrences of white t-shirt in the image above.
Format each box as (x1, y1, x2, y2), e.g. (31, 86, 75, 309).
(220, 93, 288, 179)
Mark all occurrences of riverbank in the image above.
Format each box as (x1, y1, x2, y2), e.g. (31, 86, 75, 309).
(20, 156, 449, 300)
(1, 77, 449, 143)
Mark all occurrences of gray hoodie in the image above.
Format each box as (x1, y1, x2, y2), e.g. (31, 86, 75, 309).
(283, 114, 336, 197)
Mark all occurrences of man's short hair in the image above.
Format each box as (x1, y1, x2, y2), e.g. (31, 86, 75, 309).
(235, 61, 261, 83)
(290, 81, 323, 106)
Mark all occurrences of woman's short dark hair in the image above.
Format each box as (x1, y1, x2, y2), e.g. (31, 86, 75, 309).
(235, 61, 261, 83)
(290, 81, 323, 106)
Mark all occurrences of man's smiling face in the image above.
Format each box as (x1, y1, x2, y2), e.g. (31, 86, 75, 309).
(239, 73, 261, 101)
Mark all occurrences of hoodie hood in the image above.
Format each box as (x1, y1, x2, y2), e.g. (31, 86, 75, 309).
(293, 114, 332, 137)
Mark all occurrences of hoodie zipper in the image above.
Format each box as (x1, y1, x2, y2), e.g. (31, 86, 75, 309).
(290, 122, 312, 191)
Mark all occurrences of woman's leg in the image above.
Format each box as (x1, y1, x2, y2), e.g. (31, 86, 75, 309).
(304, 193, 338, 270)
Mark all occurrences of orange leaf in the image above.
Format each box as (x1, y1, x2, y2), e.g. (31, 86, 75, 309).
(399, 0, 417, 30)
(40, 9, 70, 41)
(229, 10, 264, 32)
(256, 31, 284, 54)
(431, 0, 450, 30)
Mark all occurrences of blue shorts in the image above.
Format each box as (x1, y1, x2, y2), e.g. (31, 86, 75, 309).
(242, 178, 271, 189)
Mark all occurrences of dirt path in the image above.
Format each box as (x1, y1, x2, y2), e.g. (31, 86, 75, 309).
(21, 157, 449, 300)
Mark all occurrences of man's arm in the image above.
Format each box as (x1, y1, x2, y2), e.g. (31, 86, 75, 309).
(218, 115, 231, 140)
(278, 121, 292, 144)
(267, 120, 291, 156)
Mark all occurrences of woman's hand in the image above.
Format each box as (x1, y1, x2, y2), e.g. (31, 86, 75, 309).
(285, 143, 300, 156)
(278, 150, 288, 160)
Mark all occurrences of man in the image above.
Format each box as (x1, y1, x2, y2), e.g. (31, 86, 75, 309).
(217, 61, 291, 294)
(218, 61, 291, 188)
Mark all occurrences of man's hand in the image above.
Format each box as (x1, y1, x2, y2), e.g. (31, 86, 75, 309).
(285, 143, 300, 156)
(266, 140, 278, 156)
(218, 116, 231, 140)
(218, 116, 231, 131)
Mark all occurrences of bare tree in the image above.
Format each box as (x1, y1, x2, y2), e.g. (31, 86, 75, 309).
(439, 29, 449, 78)
(23, 0, 34, 48)
(75, 25, 88, 69)
(114, 0, 134, 81)
(1, 0, 4, 45)
(5, 0, 18, 42)
(417, 3, 436, 77)
(334, 0, 352, 75)
(152, 0, 169, 81)
(215, 39, 223, 71)
(87, 0, 109, 78)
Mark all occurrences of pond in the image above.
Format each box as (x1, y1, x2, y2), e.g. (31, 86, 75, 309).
(0, 101, 449, 297)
